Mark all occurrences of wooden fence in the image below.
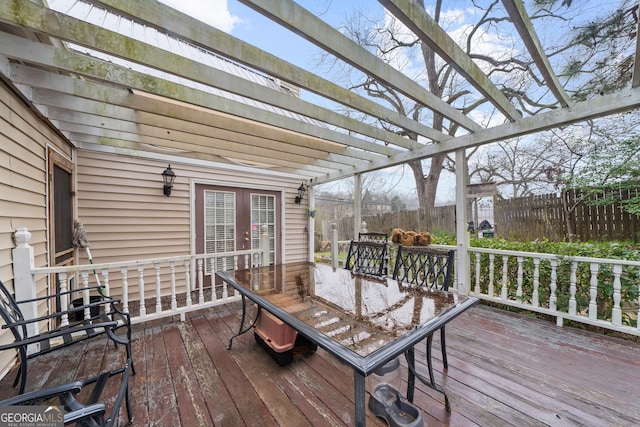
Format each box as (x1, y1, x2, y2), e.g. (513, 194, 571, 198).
(495, 188, 640, 242)
(318, 188, 640, 243)
(319, 205, 456, 242)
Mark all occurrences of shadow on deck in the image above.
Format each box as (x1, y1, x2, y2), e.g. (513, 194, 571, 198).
(1, 302, 639, 426)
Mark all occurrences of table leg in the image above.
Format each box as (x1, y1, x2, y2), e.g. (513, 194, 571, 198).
(227, 295, 260, 350)
(354, 371, 366, 427)
(404, 345, 451, 412)
(406, 347, 416, 402)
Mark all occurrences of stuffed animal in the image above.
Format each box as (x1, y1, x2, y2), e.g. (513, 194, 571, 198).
(391, 228, 405, 244)
(399, 230, 417, 246)
(415, 231, 432, 246)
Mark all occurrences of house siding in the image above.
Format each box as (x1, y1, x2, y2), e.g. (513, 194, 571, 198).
(1, 79, 73, 284)
(75, 150, 309, 298)
(0, 79, 72, 374)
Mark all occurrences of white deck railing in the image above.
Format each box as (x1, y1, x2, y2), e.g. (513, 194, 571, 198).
(13, 226, 640, 338)
(12, 227, 268, 326)
(462, 246, 640, 337)
(332, 230, 640, 337)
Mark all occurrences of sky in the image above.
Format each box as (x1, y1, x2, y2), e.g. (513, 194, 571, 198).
(158, 0, 376, 96)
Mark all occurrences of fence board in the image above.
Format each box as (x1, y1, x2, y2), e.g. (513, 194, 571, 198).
(320, 205, 456, 241)
(496, 189, 640, 242)
(318, 189, 639, 243)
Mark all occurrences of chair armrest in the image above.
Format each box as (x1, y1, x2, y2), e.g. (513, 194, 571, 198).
(0, 381, 83, 406)
(0, 383, 107, 426)
(62, 403, 106, 425)
(13, 285, 112, 305)
(0, 321, 119, 351)
(4, 297, 121, 329)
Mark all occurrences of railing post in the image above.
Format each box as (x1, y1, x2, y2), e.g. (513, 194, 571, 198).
(197, 258, 204, 304)
(569, 261, 577, 316)
(532, 258, 540, 308)
(516, 256, 524, 304)
(331, 222, 338, 270)
(501, 255, 508, 300)
(184, 259, 192, 308)
(121, 266, 130, 314)
(154, 262, 162, 313)
(637, 275, 640, 333)
(169, 261, 177, 310)
(12, 228, 38, 338)
(138, 265, 146, 318)
(549, 259, 558, 312)
(474, 252, 480, 294)
(261, 224, 269, 266)
(612, 264, 622, 326)
(101, 269, 110, 297)
(58, 273, 69, 327)
(488, 253, 495, 298)
(588, 263, 599, 321)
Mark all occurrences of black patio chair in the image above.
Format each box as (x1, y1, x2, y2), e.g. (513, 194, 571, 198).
(0, 359, 133, 427)
(0, 279, 134, 394)
(344, 240, 389, 276)
(392, 246, 455, 381)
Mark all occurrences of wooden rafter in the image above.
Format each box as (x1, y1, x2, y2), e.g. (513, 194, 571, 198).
(89, 0, 439, 145)
(238, 0, 483, 133)
(501, 0, 571, 107)
(380, 0, 522, 121)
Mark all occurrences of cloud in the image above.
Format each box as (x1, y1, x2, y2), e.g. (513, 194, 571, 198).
(158, 0, 241, 32)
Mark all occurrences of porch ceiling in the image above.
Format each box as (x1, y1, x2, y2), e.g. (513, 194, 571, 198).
(1, 0, 639, 185)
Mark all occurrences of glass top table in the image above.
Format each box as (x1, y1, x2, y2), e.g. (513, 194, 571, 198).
(217, 261, 478, 426)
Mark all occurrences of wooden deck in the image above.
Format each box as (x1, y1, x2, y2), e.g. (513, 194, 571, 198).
(2, 302, 640, 426)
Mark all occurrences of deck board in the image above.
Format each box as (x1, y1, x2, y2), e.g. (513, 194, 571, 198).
(1, 302, 640, 426)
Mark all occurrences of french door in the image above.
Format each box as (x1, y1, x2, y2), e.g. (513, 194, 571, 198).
(195, 184, 280, 286)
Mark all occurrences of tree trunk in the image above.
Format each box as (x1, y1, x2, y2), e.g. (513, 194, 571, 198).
(562, 190, 577, 242)
(409, 155, 445, 209)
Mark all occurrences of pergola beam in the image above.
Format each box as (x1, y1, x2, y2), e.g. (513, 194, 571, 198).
(317, 86, 640, 183)
(238, 0, 482, 133)
(32, 88, 373, 170)
(88, 0, 442, 145)
(45, 107, 362, 174)
(1, 38, 395, 169)
(501, 0, 571, 107)
(379, 0, 521, 121)
(0, 1, 417, 152)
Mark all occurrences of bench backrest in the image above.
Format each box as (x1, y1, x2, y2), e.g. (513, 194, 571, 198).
(344, 241, 389, 276)
(392, 246, 454, 290)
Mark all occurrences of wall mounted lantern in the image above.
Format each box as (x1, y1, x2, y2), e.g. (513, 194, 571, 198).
(161, 164, 176, 196)
(294, 182, 306, 204)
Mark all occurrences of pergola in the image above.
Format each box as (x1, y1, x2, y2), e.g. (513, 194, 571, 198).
(1, 0, 639, 284)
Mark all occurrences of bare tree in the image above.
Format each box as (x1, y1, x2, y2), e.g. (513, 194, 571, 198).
(319, 0, 637, 208)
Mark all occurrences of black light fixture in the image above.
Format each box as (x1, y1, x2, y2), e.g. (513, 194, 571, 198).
(294, 182, 306, 204)
(161, 164, 176, 196)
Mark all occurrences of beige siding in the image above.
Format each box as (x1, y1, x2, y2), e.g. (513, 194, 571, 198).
(76, 150, 309, 297)
(0, 80, 72, 374)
